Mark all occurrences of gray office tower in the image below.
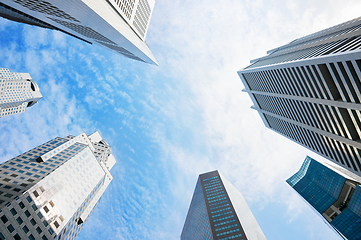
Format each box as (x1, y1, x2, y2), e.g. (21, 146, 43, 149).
(238, 16, 361, 177)
(287, 156, 361, 240)
(0, 132, 115, 240)
(181, 170, 266, 240)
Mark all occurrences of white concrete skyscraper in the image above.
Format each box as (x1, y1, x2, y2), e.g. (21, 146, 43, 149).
(0, 68, 42, 118)
(0, 131, 116, 240)
(238, 17, 361, 177)
(181, 170, 267, 240)
(0, 0, 157, 64)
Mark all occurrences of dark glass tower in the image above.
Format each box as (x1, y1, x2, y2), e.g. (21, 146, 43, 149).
(181, 170, 266, 240)
(287, 156, 361, 240)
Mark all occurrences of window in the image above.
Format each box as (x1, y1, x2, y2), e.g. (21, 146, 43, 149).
(26, 196, 32, 203)
(33, 190, 39, 198)
(54, 221, 60, 228)
(37, 212, 43, 219)
(23, 225, 29, 233)
(10, 208, 17, 216)
(43, 206, 49, 213)
(4, 186, 11, 189)
(27, 179, 34, 183)
(36, 226, 42, 234)
(32, 204, 37, 211)
(30, 218, 36, 226)
(14, 233, 21, 240)
(21, 183, 28, 187)
(10, 174, 17, 177)
(13, 188, 21, 192)
(7, 224, 15, 233)
(16, 216, 23, 225)
(4, 193, 13, 198)
(0, 232, 5, 240)
(48, 228, 54, 235)
(42, 235, 48, 240)
(43, 220, 48, 227)
(24, 210, 31, 217)
(3, 178, 10, 182)
(49, 201, 54, 207)
(1, 215, 8, 223)
(29, 234, 35, 240)
(19, 202, 25, 209)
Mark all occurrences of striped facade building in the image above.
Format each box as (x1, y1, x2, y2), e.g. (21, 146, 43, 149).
(0, 0, 157, 64)
(181, 170, 266, 240)
(238, 17, 361, 177)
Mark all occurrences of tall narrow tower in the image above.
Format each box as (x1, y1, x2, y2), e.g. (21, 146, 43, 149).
(0, 0, 157, 64)
(238, 17, 361, 177)
(287, 156, 361, 240)
(181, 170, 267, 240)
(0, 131, 116, 240)
(0, 68, 42, 118)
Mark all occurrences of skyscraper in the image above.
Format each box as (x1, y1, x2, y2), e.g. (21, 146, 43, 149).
(0, 131, 116, 240)
(0, 68, 42, 118)
(287, 156, 361, 240)
(238, 16, 361, 177)
(0, 0, 157, 64)
(181, 170, 266, 240)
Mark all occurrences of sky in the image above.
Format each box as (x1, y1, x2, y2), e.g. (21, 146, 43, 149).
(0, 0, 361, 239)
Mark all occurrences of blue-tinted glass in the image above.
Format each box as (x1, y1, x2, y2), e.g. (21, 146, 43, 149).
(331, 186, 361, 240)
(181, 178, 213, 240)
(287, 156, 346, 213)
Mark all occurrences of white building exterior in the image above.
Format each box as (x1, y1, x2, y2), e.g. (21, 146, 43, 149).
(0, 131, 115, 240)
(0, 0, 157, 65)
(238, 16, 361, 177)
(0, 68, 42, 118)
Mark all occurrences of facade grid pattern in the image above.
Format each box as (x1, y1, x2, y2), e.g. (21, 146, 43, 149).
(287, 156, 361, 240)
(0, 132, 115, 240)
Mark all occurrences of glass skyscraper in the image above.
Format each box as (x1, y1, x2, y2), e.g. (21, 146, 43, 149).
(181, 170, 267, 240)
(0, 0, 157, 64)
(238, 16, 361, 177)
(0, 131, 115, 240)
(287, 156, 361, 240)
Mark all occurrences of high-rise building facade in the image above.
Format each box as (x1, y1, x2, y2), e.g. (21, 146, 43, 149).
(238, 17, 361, 177)
(0, 68, 42, 118)
(181, 170, 267, 240)
(287, 156, 361, 240)
(0, 131, 116, 240)
(0, 0, 157, 64)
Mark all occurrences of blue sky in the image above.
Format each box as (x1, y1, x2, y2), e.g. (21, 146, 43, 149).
(1, 0, 361, 239)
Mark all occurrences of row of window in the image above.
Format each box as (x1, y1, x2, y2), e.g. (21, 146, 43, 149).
(218, 233, 243, 240)
(216, 228, 240, 237)
(212, 211, 233, 218)
(209, 200, 228, 207)
(214, 219, 236, 227)
(211, 207, 231, 215)
(210, 203, 229, 211)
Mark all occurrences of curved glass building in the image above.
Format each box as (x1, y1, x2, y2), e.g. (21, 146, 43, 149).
(287, 156, 361, 240)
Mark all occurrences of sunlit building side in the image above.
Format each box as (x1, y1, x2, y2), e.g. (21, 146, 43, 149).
(0, 131, 115, 240)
